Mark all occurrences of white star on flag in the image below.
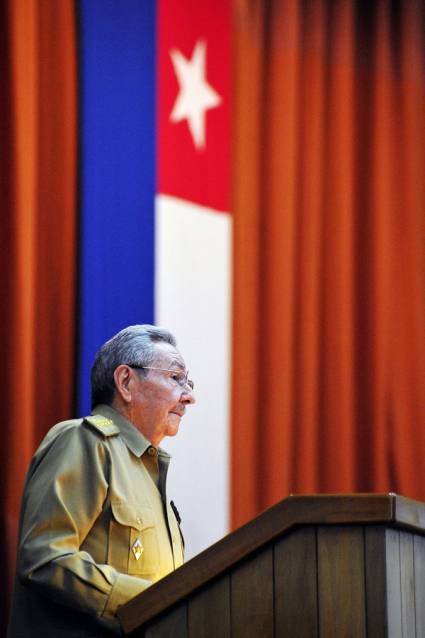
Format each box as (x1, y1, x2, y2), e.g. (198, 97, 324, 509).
(169, 40, 222, 149)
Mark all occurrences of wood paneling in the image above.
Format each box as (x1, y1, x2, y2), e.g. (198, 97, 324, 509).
(317, 526, 366, 638)
(231, 548, 274, 638)
(188, 576, 231, 638)
(274, 526, 318, 637)
(414, 534, 425, 637)
(364, 526, 389, 638)
(399, 531, 415, 638)
(144, 604, 187, 638)
(385, 528, 403, 638)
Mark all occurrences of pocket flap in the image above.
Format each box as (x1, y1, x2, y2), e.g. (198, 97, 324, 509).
(111, 502, 154, 531)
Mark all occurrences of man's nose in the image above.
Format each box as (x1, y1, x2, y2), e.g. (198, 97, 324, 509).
(181, 386, 196, 405)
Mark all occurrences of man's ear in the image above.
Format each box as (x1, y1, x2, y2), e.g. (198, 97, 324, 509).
(113, 365, 133, 403)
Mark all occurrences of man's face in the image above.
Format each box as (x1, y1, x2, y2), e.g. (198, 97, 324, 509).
(128, 341, 195, 445)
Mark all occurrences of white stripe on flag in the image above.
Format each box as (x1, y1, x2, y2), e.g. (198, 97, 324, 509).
(155, 193, 231, 558)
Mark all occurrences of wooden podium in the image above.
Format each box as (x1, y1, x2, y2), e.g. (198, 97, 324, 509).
(118, 494, 425, 637)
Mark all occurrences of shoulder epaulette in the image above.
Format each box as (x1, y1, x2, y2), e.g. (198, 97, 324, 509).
(83, 415, 120, 437)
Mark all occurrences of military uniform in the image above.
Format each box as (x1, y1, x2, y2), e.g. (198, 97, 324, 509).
(8, 404, 184, 637)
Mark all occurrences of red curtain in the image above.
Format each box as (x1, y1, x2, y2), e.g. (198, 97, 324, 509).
(0, 0, 77, 622)
(232, 0, 425, 529)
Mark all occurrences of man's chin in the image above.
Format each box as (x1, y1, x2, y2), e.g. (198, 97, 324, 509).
(166, 414, 181, 436)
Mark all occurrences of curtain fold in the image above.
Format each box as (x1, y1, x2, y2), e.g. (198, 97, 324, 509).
(232, 0, 425, 529)
(0, 0, 77, 620)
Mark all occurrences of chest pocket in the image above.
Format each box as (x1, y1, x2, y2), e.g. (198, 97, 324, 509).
(108, 502, 159, 577)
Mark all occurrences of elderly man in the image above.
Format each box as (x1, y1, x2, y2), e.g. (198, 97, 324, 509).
(8, 325, 195, 637)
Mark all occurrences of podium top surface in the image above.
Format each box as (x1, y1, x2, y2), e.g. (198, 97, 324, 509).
(118, 493, 425, 633)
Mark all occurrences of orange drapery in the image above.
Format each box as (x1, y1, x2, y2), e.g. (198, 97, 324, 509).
(0, 0, 77, 621)
(232, 0, 425, 529)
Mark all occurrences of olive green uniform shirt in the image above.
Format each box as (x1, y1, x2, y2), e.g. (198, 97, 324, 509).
(8, 405, 184, 637)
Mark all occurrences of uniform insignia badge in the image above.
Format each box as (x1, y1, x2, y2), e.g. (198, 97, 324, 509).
(94, 417, 113, 427)
(132, 538, 144, 561)
(84, 415, 120, 437)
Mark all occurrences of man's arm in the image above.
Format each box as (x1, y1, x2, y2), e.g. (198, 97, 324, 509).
(16, 422, 150, 625)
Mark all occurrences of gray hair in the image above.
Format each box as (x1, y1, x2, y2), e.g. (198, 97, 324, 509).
(90, 324, 177, 408)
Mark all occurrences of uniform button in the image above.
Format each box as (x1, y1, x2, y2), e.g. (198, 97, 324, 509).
(148, 446, 157, 456)
(136, 516, 142, 526)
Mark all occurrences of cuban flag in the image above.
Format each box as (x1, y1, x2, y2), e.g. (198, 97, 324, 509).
(77, 0, 231, 558)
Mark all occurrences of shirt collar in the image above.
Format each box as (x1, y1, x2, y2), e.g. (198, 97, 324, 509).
(91, 404, 171, 460)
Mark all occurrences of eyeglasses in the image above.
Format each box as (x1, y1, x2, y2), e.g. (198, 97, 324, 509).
(128, 365, 194, 390)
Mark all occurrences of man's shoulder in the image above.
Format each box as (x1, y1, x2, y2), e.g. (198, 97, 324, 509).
(41, 418, 84, 445)
(83, 414, 120, 437)
(41, 414, 120, 449)
(28, 415, 121, 476)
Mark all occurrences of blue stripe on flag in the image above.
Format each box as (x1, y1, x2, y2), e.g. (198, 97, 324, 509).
(77, 0, 156, 414)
